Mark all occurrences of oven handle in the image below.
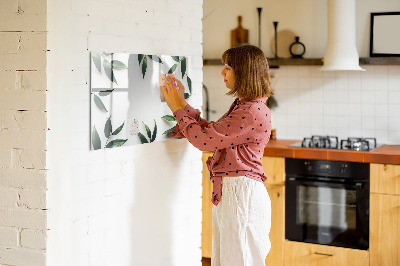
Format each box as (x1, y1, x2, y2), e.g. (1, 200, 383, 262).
(286, 177, 364, 189)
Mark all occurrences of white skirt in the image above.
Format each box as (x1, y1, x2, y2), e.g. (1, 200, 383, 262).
(212, 176, 271, 266)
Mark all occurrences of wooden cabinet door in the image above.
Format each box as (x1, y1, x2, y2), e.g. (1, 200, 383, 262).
(284, 241, 369, 266)
(264, 184, 284, 266)
(262, 156, 285, 186)
(202, 152, 213, 258)
(370, 193, 400, 266)
(370, 163, 400, 195)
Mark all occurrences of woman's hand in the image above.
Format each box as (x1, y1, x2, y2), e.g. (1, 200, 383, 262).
(171, 77, 187, 108)
(161, 77, 185, 113)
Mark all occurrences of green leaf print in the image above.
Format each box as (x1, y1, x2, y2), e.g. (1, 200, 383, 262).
(138, 132, 149, 143)
(142, 56, 147, 79)
(138, 54, 144, 65)
(111, 60, 127, 70)
(93, 94, 108, 112)
(151, 120, 157, 142)
(112, 122, 124, 136)
(148, 55, 162, 63)
(143, 122, 151, 139)
(92, 52, 102, 73)
(103, 59, 118, 85)
(180, 57, 186, 78)
(162, 127, 174, 136)
(104, 116, 112, 138)
(171, 56, 180, 62)
(168, 64, 178, 74)
(92, 125, 101, 150)
(105, 139, 128, 148)
(98, 89, 114, 96)
(161, 115, 176, 121)
(187, 76, 192, 94)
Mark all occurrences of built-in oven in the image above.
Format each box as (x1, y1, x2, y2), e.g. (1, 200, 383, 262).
(285, 158, 369, 250)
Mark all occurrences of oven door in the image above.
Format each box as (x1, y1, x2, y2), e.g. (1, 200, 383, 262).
(285, 177, 369, 250)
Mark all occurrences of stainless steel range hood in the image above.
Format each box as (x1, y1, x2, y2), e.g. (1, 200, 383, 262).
(320, 0, 365, 71)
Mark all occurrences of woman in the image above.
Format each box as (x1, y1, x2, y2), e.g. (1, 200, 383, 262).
(161, 44, 273, 266)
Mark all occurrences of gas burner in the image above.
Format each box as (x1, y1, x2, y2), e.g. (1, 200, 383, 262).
(290, 136, 380, 151)
(340, 137, 377, 151)
(301, 135, 339, 149)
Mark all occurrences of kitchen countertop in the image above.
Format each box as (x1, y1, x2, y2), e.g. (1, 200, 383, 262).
(263, 139, 400, 165)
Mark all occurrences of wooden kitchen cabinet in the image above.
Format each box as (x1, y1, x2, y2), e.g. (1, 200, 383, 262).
(202, 152, 213, 258)
(264, 184, 285, 266)
(262, 156, 285, 266)
(261, 156, 285, 186)
(370, 193, 400, 266)
(370, 163, 400, 266)
(284, 241, 369, 266)
(370, 163, 400, 195)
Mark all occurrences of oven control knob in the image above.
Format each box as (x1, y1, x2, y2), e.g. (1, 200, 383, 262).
(304, 162, 312, 171)
(340, 164, 347, 174)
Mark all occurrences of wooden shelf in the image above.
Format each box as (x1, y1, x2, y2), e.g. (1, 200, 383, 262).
(268, 58, 322, 67)
(203, 57, 400, 67)
(203, 58, 323, 67)
(359, 57, 400, 65)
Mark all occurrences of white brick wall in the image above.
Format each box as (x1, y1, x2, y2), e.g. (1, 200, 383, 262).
(47, 1, 203, 266)
(0, 0, 48, 265)
(0, 227, 19, 247)
(21, 229, 47, 250)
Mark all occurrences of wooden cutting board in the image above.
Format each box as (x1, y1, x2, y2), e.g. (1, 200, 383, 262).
(231, 16, 249, 48)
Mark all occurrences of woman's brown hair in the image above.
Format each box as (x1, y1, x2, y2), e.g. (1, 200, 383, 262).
(221, 44, 273, 99)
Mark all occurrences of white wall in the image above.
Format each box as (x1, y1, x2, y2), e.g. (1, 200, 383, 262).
(46, 0, 203, 266)
(204, 64, 400, 145)
(203, 0, 400, 145)
(0, 0, 48, 265)
(203, 0, 400, 58)
(271, 65, 400, 144)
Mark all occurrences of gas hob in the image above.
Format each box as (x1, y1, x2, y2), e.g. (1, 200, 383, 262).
(289, 135, 382, 151)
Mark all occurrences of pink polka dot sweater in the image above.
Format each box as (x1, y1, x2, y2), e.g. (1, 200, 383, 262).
(170, 97, 272, 206)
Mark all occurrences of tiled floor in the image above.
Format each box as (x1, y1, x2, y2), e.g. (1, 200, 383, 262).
(202, 257, 211, 266)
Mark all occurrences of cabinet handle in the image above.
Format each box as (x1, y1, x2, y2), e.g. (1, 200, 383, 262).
(314, 252, 335, 257)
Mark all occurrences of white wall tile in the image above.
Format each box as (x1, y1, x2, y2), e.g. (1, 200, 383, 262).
(348, 71, 362, 90)
(285, 66, 298, 77)
(388, 75, 400, 91)
(336, 103, 349, 116)
(362, 116, 375, 130)
(374, 90, 388, 104)
(375, 130, 389, 144)
(389, 117, 400, 131)
(374, 78, 388, 91)
(323, 103, 336, 115)
(205, 64, 400, 147)
(286, 77, 299, 89)
(335, 115, 348, 128)
(388, 91, 400, 104)
(374, 65, 387, 77)
(336, 90, 349, 103)
(361, 90, 375, 104)
(375, 117, 389, 129)
(388, 131, 400, 143)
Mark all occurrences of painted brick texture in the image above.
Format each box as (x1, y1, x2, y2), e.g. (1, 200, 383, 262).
(0, 0, 48, 265)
